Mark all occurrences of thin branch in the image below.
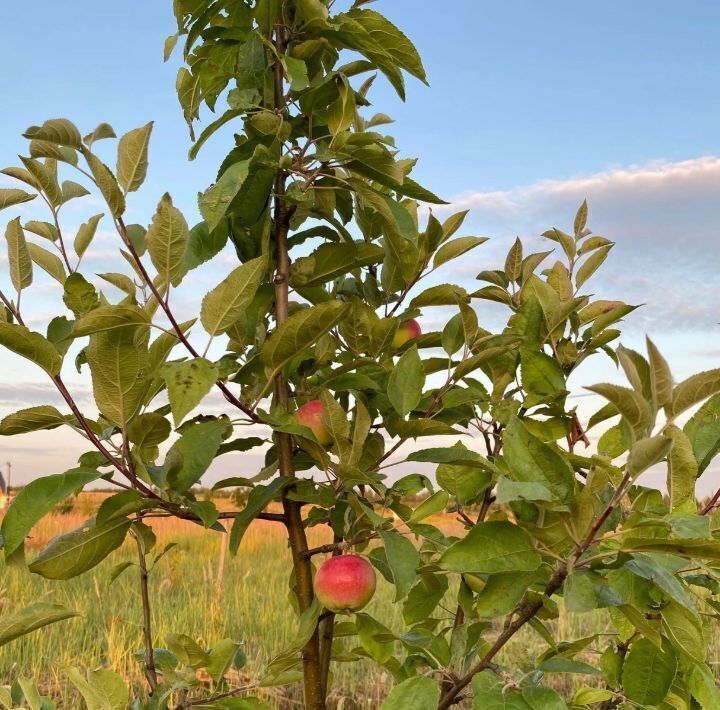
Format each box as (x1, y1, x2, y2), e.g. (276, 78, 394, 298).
(437, 563, 568, 709)
(302, 532, 378, 558)
(132, 524, 158, 693)
(177, 682, 259, 709)
(114, 217, 261, 424)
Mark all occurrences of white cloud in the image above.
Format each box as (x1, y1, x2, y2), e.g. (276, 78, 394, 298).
(438, 156, 720, 332)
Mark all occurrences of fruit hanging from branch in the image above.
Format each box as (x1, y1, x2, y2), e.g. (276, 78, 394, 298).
(313, 555, 377, 613)
(294, 399, 332, 447)
(392, 318, 422, 349)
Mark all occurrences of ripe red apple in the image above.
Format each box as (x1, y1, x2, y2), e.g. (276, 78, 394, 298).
(392, 318, 421, 349)
(294, 399, 333, 446)
(314, 555, 377, 612)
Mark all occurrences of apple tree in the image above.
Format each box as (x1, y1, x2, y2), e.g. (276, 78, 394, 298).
(1, 1, 720, 708)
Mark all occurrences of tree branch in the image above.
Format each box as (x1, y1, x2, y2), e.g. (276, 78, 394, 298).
(132, 524, 158, 693)
(115, 217, 261, 424)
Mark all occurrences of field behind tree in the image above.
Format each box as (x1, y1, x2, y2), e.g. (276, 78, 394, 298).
(2, 493, 719, 708)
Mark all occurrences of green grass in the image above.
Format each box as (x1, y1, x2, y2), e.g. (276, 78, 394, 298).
(0, 513, 405, 707)
(3, 509, 720, 708)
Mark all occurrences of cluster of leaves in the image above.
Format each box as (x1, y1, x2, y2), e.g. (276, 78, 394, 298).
(1, 0, 720, 708)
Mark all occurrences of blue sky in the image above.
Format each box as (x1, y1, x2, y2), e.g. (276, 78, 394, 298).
(1, 1, 719, 490)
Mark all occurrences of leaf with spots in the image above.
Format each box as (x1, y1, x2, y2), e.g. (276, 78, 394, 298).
(161, 357, 219, 426)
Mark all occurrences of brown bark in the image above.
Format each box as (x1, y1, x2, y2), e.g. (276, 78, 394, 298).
(270, 23, 324, 710)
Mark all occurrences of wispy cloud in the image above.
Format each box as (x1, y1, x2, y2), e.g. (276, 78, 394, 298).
(439, 156, 720, 331)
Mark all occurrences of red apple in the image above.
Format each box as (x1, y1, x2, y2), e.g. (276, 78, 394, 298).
(392, 318, 421, 349)
(314, 554, 377, 612)
(294, 399, 333, 446)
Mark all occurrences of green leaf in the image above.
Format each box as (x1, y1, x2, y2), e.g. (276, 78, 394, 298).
(24, 119, 83, 148)
(439, 521, 541, 574)
(0, 323, 62, 375)
(669, 368, 720, 418)
(409, 283, 468, 308)
(474, 571, 537, 618)
(183, 221, 228, 272)
(408, 447, 489, 466)
(24, 220, 57, 241)
(626, 435, 673, 479)
(99, 272, 136, 297)
(200, 255, 266, 336)
(403, 574, 448, 625)
(328, 76, 356, 136)
(346, 8, 427, 84)
(198, 160, 250, 231)
(586, 383, 652, 435)
(164, 419, 230, 493)
(504, 237, 523, 282)
(538, 657, 601, 676)
(503, 417, 575, 507)
(470, 672, 540, 709)
(387, 345, 424, 416)
(0, 188, 36, 211)
(26, 243, 65, 283)
(1, 166, 40, 190)
(188, 109, 244, 161)
(576, 244, 612, 289)
(15, 678, 44, 710)
(167, 633, 208, 669)
(60, 180, 90, 205)
(284, 55, 309, 91)
(87, 328, 149, 426)
(0, 602, 78, 648)
(29, 516, 131, 579)
(74, 213, 104, 258)
(380, 676, 439, 710)
(117, 122, 153, 193)
(290, 242, 384, 287)
(0, 405, 68, 436)
(520, 348, 566, 400)
(624, 554, 695, 611)
(495, 478, 553, 504)
(63, 272, 100, 317)
(127, 413, 172, 448)
(146, 193, 189, 286)
(380, 529, 419, 601)
(229, 478, 291, 554)
(261, 301, 350, 374)
(665, 425, 697, 512)
(661, 600, 706, 662)
(6, 217, 33, 291)
(688, 664, 720, 708)
(621, 638, 677, 706)
(97, 491, 151, 525)
(205, 638, 242, 684)
(65, 667, 128, 710)
(84, 151, 125, 217)
(684, 392, 720, 474)
(355, 612, 395, 664)
(408, 491, 448, 523)
(572, 688, 613, 706)
(433, 236, 488, 269)
(647, 336, 673, 408)
(161, 358, 219, 426)
(574, 200, 588, 235)
(84, 122, 116, 147)
(47, 315, 73, 356)
(436, 461, 491, 506)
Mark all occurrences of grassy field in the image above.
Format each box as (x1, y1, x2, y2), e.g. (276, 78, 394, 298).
(2, 494, 718, 708)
